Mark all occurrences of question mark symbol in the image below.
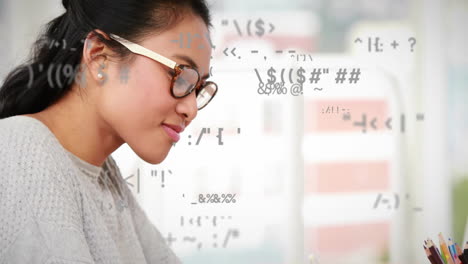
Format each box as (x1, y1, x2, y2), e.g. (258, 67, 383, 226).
(408, 37, 416, 52)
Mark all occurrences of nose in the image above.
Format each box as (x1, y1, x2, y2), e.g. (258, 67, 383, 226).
(176, 91, 198, 122)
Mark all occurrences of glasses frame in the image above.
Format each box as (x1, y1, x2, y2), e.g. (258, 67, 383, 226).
(109, 33, 217, 110)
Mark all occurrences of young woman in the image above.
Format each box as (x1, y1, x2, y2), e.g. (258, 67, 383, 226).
(0, 0, 217, 263)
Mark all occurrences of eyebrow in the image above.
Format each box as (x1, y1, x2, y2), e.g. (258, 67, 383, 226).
(173, 54, 210, 80)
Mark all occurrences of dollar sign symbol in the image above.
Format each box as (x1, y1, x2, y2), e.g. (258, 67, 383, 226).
(255, 19, 265, 37)
(297, 67, 306, 85)
(267, 67, 276, 84)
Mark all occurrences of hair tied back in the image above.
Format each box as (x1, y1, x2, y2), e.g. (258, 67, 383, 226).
(62, 0, 70, 10)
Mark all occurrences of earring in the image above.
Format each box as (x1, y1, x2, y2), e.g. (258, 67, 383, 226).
(97, 56, 108, 83)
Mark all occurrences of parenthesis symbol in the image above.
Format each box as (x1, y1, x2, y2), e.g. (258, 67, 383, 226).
(48, 63, 55, 88)
(394, 193, 400, 209)
(27, 64, 34, 88)
(56, 64, 63, 88)
(280, 68, 285, 84)
(289, 68, 293, 84)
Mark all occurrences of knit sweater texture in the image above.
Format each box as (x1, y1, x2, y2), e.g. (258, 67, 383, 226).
(0, 115, 182, 264)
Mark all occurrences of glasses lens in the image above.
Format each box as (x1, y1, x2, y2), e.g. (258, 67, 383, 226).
(196, 82, 217, 109)
(173, 68, 199, 97)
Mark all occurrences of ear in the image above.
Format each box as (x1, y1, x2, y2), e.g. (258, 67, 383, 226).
(82, 29, 112, 86)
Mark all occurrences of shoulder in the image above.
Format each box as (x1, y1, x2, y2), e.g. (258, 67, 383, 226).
(0, 116, 85, 251)
(0, 115, 73, 171)
(0, 115, 67, 165)
(0, 115, 76, 187)
(0, 116, 87, 259)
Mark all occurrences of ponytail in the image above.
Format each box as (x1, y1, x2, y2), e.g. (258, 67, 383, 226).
(0, 11, 81, 118)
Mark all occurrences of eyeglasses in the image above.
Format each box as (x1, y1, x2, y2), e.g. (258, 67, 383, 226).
(109, 34, 217, 110)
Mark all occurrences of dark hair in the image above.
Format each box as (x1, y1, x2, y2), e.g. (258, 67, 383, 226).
(0, 0, 212, 119)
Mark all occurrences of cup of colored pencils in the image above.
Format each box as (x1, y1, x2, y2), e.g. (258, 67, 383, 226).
(423, 233, 468, 264)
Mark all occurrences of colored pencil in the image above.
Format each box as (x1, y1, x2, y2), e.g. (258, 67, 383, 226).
(428, 239, 446, 264)
(455, 243, 463, 255)
(449, 239, 457, 260)
(426, 244, 440, 264)
(439, 233, 455, 264)
(448, 239, 462, 264)
(422, 235, 468, 264)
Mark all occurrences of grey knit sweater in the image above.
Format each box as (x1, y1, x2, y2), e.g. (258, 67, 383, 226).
(0, 115, 182, 264)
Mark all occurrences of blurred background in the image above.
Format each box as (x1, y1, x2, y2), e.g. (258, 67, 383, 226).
(1, 0, 467, 263)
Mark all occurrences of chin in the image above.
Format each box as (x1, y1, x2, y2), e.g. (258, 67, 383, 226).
(129, 142, 170, 165)
(139, 151, 169, 165)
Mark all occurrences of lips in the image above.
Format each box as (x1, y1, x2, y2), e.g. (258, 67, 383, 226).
(162, 124, 182, 142)
(162, 123, 184, 133)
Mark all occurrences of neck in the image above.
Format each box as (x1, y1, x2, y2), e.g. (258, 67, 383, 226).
(25, 86, 124, 167)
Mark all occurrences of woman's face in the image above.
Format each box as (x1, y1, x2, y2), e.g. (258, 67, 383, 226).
(97, 14, 212, 164)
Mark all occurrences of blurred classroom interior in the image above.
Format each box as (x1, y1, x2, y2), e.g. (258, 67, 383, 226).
(1, 0, 468, 263)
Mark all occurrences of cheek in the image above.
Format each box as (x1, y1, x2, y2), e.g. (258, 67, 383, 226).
(124, 61, 174, 118)
(95, 62, 176, 164)
(96, 62, 172, 131)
